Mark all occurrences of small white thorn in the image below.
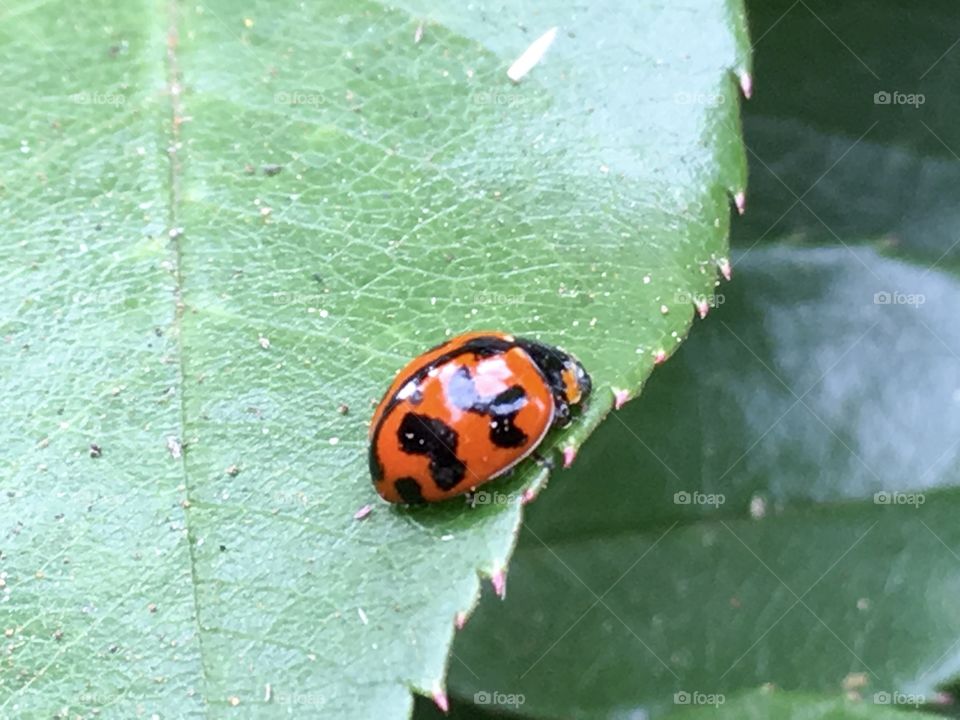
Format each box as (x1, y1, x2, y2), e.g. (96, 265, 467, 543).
(739, 70, 753, 99)
(507, 26, 558, 82)
(455, 611, 468, 630)
(653, 350, 668, 365)
(491, 568, 507, 599)
(613, 388, 629, 410)
(696, 299, 710, 319)
(521, 487, 537, 505)
(353, 504, 372, 520)
(432, 687, 449, 713)
(414, 23, 424, 44)
(562, 446, 577, 468)
(734, 191, 746, 215)
(719, 258, 733, 281)
(933, 692, 954, 706)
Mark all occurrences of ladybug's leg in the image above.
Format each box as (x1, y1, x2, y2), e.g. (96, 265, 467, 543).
(551, 396, 572, 428)
(531, 450, 556, 470)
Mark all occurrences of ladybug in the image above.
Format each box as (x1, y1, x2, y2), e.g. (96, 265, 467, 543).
(369, 331, 592, 504)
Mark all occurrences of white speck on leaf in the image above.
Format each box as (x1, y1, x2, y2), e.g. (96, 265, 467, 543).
(507, 26, 558, 82)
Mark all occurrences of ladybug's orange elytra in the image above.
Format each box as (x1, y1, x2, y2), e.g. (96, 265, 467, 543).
(369, 332, 591, 503)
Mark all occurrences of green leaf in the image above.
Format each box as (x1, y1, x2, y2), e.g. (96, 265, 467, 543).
(440, 0, 960, 717)
(0, 0, 748, 717)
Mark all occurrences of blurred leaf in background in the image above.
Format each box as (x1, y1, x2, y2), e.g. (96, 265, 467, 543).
(435, 0, 960, 718)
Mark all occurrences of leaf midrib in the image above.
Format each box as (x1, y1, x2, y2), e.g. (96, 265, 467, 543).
(163, 0, 213, 713)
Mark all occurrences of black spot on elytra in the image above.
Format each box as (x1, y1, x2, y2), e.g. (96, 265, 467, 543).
(398, 413, 466, 490)
(447, 367, 529, 449)
(488, 412, 527, 449)
(394, 477, 426, 504)
(488, 385, 527, 415)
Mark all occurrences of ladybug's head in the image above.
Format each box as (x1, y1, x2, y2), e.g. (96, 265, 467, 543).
(559, 355, 592, 408)
(516, 338, 592, 423)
